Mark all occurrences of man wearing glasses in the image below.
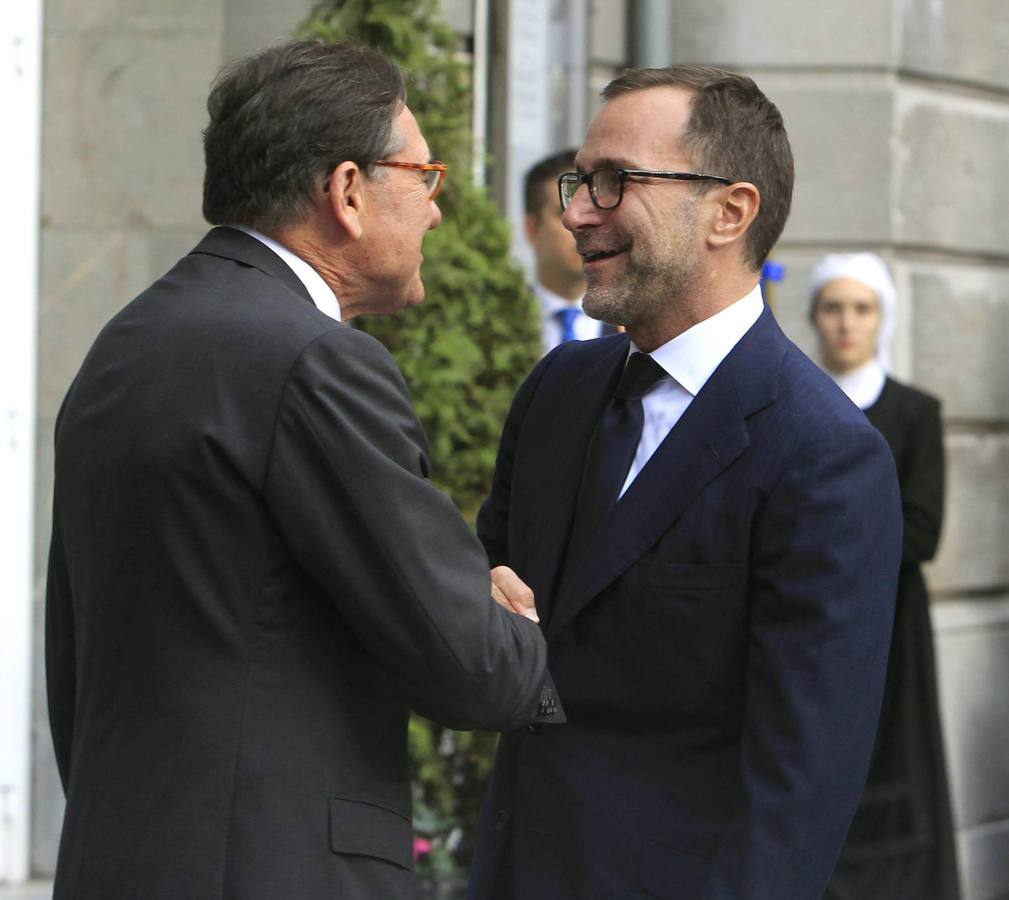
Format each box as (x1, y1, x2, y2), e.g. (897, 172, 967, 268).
(469, 66, 901, 900)
(45, 40, 558, 900)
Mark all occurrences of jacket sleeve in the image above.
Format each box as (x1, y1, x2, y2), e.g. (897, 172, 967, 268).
(703, 419, 902, 900)
(46, 393, 77, 800)
(46, 510, 76, 793)
(262, 326, 552, 732)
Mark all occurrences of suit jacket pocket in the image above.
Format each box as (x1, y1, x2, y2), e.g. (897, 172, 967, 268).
(328, 796, 414, 870)
(634, 561, 745, 593)
(639, 837, 713, 899)
(630, 562, 748, 709)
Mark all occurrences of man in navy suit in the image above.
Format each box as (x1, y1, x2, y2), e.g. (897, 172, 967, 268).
(467, 65, 902, 900)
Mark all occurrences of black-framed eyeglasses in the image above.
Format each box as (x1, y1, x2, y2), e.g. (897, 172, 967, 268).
(373, 159, 448, 200)
(557, 167, 732, 211)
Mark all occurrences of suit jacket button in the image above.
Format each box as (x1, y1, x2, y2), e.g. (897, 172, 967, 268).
(495, 809, 509, 830)
(527, 723, 543, 735)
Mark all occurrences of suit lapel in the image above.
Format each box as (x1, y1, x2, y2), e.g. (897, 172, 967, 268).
(545, 307, 785, 638)
(521, 338, 629, 626)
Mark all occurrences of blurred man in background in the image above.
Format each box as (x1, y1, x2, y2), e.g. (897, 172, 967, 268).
(524, 149, 610, 351)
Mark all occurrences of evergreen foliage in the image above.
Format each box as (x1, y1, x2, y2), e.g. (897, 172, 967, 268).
(300, 0, 541, 872)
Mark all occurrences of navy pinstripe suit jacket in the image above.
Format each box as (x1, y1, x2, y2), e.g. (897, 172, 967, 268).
(468, 305, 902, 900)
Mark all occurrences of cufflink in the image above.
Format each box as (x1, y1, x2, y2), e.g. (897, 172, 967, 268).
(538, 687, 558, 718)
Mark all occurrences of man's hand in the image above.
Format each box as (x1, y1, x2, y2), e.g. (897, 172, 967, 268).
(490, 565, 540, 623)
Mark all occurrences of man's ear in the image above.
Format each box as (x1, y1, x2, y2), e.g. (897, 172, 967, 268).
(707, 182, 760, 253)
(327, 161, 365, 241)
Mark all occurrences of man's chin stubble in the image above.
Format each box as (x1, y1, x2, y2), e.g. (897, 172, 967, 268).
(583, 294, 628, 327)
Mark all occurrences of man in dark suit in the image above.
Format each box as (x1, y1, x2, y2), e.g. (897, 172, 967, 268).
(468, 66, 902, 900)
(46, 40, 558, 900)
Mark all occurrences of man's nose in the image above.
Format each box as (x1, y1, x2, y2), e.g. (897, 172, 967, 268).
(561, 184, 601, 232)
(429, 199, 443, 230)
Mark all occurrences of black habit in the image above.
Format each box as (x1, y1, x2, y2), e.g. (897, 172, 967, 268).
(827, 376, 960, 900)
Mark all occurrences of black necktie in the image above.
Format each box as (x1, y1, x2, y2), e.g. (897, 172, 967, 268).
(577, 352, 667, 521)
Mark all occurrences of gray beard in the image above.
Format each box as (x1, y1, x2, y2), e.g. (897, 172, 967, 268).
(581, 199, 700, 328)
(582, 259, 689, 329)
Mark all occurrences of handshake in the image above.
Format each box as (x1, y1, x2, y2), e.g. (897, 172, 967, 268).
(490, 565, 540, 623)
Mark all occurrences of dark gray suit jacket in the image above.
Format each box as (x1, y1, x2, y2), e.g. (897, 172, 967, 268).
(46, 226, 551, 899)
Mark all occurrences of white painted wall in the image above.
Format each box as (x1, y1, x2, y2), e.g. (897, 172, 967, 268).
(0, 0, 42, 884)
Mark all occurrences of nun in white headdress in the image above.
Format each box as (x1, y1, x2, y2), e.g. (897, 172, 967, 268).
(810, 254, 960, 900)
(809, 251, 898, 407)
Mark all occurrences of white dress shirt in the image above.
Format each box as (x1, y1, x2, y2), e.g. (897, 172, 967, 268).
(238, 227, 342, 321)
(619, 284, 765, 497)
(533, 281, 604, 352)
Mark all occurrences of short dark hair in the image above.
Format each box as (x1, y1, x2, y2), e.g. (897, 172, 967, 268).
(524, 148, 578, 216)
(202, 40, 407, 232)
(602, 65, 793, 270)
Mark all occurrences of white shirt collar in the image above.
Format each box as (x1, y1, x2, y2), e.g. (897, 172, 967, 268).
(634, 284, 764, 396)
(237, 227, 342, 321)
(828, 358, 887, 410)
